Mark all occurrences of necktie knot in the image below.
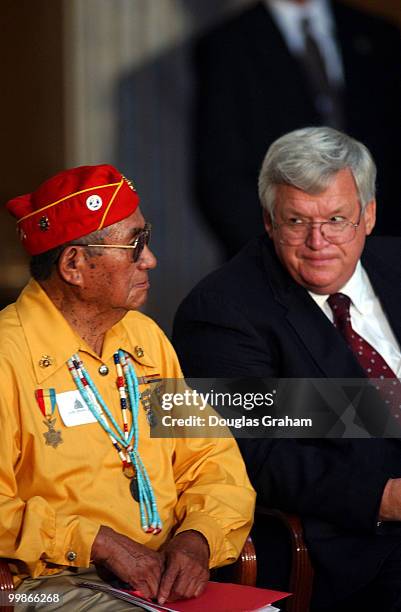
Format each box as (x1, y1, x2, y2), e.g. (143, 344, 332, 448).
(301, 16, 312, 37)
(328, 291, 350, 313)
(327, 292, 351, 328)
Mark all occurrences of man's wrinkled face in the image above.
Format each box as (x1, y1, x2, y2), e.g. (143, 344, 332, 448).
(264, 169, 376, 294)
(82, 208, 157, 313)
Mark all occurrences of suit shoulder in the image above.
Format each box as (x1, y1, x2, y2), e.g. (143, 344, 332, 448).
(196, 3, 270, 50)
(335, 2, 401, 41)
(366, 236, 401, 255)
(365, 236, 401, 259)
(176, 237, 276, 318)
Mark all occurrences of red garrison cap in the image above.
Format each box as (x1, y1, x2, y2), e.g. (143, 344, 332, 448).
(6, 164, 140, 255)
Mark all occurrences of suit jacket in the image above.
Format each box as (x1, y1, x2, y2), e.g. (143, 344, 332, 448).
(173, 235, 401, 607)
(194, 1, 401, 256)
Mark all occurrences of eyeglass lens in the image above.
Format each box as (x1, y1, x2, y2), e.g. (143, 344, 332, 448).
(132, 226, 151, 262)
(278, 221, 355, 245)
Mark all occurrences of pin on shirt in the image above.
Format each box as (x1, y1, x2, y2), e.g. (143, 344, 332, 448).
(35, 388, 63, 448)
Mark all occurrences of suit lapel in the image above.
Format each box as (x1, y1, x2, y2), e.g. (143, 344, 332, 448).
(362, 241, 401, 346)
(285, 290, 364, 378)
(247, 3, 317, 111)
(261, 237, 368, 378)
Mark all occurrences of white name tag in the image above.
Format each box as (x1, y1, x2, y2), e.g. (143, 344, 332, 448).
(57, 390, 101, 427)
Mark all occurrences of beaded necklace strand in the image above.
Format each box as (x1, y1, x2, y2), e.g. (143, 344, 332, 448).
(67, 349, 162, 534)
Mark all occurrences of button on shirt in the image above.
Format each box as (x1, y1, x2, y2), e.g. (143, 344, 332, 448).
(309, 261, 401, 377)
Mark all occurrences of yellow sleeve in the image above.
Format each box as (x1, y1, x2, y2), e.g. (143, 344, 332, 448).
(172, 435, 256, 568)
(0, 360, 99, 578)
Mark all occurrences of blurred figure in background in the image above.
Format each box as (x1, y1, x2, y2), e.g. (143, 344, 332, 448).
(194, 0, 401, 258)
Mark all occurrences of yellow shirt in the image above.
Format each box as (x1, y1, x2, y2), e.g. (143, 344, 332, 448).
(0, 280, 255, 581)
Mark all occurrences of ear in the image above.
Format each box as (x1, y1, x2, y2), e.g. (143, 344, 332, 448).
(263, 210, 274, 239)
(57, 246, 87, 286)
(364, 199, 376, 236)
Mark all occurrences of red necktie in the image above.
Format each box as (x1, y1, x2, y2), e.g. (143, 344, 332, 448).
(328, 292, 400, 420)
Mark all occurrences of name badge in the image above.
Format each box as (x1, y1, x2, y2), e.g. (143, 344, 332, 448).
(57, 390, 101, 427)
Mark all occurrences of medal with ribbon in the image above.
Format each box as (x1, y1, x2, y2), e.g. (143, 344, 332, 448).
(35, 388, 63, 448)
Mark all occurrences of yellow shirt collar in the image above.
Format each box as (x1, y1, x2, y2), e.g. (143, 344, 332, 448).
(15, 279, 154, 384)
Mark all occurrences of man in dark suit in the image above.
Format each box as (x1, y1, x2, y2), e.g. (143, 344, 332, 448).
(194, 0, 401, 257)
(174, 127, 401, 611)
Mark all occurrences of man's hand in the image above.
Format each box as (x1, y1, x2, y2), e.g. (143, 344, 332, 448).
(157, 530, 210, 605)
(91, 525, 165, 600)
(379, 478, 401, 521)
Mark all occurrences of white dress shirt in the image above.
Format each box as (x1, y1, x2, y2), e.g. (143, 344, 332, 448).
(266, 0, 344, 84)
(309, 261, 401, 377)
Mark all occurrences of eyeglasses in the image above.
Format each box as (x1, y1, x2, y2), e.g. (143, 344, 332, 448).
(83, 223, 151, 262)
(272, 212, 361, 246)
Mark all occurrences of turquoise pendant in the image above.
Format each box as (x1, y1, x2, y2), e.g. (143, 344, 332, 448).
(130, 476, 139, 502)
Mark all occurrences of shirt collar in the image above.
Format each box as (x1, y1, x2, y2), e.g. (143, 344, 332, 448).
(16, 279, 154, 384)
(16, 279, 79, 383)
(266, 0, 335, 53)
(308, 261, 373, 315)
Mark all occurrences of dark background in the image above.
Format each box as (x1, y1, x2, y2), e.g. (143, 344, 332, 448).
(0, 0, 399, 333)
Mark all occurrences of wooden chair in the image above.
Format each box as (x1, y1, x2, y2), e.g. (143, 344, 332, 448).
(229, 535, 257, 586)
(0, 560, 13, 612)
(0, 539, 257, 612)
(255, 507, 314, 612)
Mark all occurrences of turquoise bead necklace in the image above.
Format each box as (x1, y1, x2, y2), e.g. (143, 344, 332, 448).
(67, 349, 162, 534)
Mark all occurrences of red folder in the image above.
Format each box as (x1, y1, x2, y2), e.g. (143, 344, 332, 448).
(80, 579, 290, 612)
(148, 581, 290, 611)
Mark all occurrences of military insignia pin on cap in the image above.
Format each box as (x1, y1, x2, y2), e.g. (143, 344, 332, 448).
(6, 164, 140, 255)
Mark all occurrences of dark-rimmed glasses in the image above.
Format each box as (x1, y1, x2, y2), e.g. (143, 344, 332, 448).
(83, 223, 152, 262)
(272, 211, 362, 246)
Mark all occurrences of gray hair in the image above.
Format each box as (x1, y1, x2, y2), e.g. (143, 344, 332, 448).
(258, 127, 376, 217)
(30, 226, 112, 281)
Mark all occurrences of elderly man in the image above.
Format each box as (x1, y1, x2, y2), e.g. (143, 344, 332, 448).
(173, 127, 401, 611)
(0, 164, 255, 610)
